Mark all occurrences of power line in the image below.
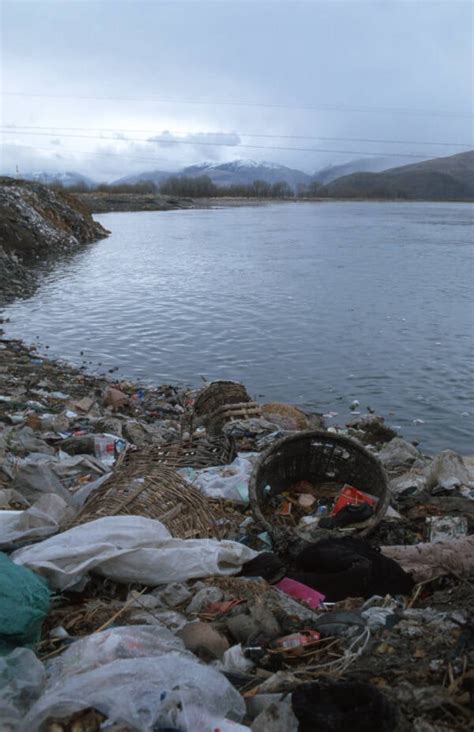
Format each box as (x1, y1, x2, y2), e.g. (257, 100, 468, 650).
(6, 144, 178, 166)
(3, 90, 472, 119)
(4, 124, 471, 149)
(0, 128, 437, 159)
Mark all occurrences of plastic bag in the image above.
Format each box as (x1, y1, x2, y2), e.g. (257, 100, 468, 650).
(12, 515, 258, 590)
(46, 625, 187, 682)
(0, 648, 45, 731)
(0, 494, 72, 549)
(179, 453, 258, 503)
(26, 654, 246, 731)
(0, 553, 51, 655)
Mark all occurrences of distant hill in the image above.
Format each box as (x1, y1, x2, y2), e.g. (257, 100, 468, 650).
(113, 169, 174, 187)
(19, 171, 96, 189)
(115, 159, 311, 191)
(312, 156, 409, 185)
(323, 150, 474, 201)
(181, 160, 312, 189)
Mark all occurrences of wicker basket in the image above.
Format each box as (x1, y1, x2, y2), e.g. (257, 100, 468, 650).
(207, 401, 263, 436)
(121, 434, 237, 471)
(193, 381, 251, 417)
(71, 462, 221, 539)
(249, 430, 390, 544)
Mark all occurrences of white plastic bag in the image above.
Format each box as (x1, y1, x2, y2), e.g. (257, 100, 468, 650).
(46, 625, 187, 682)
(180, 453, 258, 502)
(0, 648, 45, 731)
(12, 515, 258, 590)
(26, 654, 246, 731)
(0, 494, 72, 548)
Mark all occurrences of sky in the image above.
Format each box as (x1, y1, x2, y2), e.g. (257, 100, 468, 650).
(1, 0, 473, 181)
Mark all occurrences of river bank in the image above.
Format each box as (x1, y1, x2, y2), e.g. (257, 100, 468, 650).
(0, 328, 473, 730)
(75, 191, 279, 214)
(1, 177, 473, 729)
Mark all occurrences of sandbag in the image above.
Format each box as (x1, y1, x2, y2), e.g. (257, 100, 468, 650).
(12, 515, 258, 591)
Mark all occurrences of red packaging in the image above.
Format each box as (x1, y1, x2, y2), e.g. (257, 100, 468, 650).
(331, 484, 377, 517)
(270, 630, 321, 657)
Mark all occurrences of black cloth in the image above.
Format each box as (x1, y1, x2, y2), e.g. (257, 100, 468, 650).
(292, 679, 397, 732)
(238, 552, 286, 584)
(289, 536, 414, 601)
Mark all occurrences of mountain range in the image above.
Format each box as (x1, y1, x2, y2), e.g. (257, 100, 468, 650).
(114, 159, 314, 190)
(322, 150, 474, 201)
(12, 151, 474, 201)
(21, 171, 95, 188)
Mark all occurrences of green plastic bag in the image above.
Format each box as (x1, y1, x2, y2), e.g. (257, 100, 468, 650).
(0, 552, 51, 655)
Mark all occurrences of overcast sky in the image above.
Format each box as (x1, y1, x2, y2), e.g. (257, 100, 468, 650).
(1, 0, 472, 180)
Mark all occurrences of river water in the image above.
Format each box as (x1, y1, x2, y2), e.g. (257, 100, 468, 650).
(2, 201, 473, 453)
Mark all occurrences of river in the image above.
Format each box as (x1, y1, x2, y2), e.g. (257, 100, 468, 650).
(2, 201, 473, 454)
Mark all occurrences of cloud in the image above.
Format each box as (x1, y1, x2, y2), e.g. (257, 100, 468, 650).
(146, 130, 241, 160)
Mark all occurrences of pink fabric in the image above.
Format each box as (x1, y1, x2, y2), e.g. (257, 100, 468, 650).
(275, 577, 325, 609)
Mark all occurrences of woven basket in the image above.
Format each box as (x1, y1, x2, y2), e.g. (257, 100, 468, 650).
(249, 430, 390, 545)
(71, 462, 221, 539)
(207, 401, 263, 436)
(193, 381, 251, 417)
(121, 434, 237, 471)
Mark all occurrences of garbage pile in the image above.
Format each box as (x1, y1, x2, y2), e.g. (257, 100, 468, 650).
(0, 336, 473, 731)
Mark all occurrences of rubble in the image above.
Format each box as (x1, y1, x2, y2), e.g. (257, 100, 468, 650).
(0, 337, 472, 730)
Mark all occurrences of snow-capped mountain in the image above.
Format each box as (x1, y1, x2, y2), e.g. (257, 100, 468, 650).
(116, 159, 311, 190)
(19, 171, 95, 188)
(181, 160, 312, 189)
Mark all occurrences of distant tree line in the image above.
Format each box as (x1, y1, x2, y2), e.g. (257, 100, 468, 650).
(58, 176, 296, 198)
(159, 175, 295, 199)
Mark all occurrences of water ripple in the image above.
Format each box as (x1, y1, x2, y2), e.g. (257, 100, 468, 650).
(2, 201, 473, 453)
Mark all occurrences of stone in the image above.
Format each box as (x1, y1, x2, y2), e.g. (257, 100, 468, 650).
(103, 386, 129, 409)
(177, 621, 229, 660)
(261, 403, 310, 431)
(389, 471, 427, 498)
(186, 586, 224, 613)
(378, 437, 424, 472)
(348, 414, 397, 444)
(425, 449, 472, 493)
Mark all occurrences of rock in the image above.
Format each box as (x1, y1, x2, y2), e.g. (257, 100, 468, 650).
(223, 418, 280, 439)
(252, 699, 299, 732)
(425, 449, 472, 494)
(94, 417, 123, 436)
(177, 621, 229, 661)
(348, 414, 397, 444)
(0, 178, 109, 258)
(122, 419, 152, 447)
(227, 614, 257, 645)
(389, 471, 427, 498)
(103, 387, 129, 409)
(186, 586, 224, 613)
(152, 582, 192, 608)
(72, 396, 96, 413)
(378, 437, 424, 472)
(261, 403, 310, 431)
